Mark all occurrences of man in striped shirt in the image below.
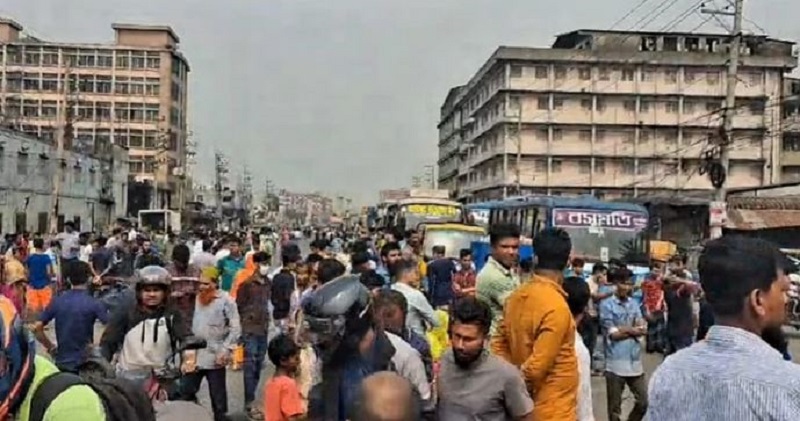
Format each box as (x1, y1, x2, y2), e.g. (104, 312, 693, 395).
(649, 236, 800, 421)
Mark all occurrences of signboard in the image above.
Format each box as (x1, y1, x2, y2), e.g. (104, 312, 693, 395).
(552, 208, 648, 231)
(405, 204, 460, 218)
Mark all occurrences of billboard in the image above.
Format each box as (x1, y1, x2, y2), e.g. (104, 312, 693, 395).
(552, 208, 648, 231)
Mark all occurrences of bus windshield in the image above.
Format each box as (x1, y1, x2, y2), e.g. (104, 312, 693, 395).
(401, 203, 463, 228)
(551, 208, 648, 262)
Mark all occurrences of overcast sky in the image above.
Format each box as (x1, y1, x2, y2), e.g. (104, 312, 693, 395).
(3, 0, 799, 204)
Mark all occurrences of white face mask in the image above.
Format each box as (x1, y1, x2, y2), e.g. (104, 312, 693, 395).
(259, 265, 270, 276)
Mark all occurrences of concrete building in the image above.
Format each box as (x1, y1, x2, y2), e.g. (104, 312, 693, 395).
(0, 128, 128, 233)
(0, 17, 190, 211)
(438, 30, 797, 202)
(782, 77, 800, 181)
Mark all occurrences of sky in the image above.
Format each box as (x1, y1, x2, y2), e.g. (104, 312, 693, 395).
(3, 0, 799, 204)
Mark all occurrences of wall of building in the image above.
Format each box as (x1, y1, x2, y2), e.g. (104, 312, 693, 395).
(0, 129, 128, 233)
(438, 30, 797, 202)
(0, 18, 189, 211)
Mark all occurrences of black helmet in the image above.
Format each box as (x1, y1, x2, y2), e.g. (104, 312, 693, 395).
(135, 266, 172, 290)
(301, 275, 371, 359)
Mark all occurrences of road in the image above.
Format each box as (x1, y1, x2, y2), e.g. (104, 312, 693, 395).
(38, 238, 800, 420)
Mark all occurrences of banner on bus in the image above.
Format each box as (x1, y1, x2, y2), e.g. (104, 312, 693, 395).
(552, 208, 648, 231)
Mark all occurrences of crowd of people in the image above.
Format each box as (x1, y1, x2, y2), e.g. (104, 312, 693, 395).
(0, 221, 796, 420)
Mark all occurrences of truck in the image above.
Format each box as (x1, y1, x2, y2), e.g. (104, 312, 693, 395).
(138, 209, 182, 233)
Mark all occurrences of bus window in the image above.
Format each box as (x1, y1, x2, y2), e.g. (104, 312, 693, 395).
(523, 209, 536, 238)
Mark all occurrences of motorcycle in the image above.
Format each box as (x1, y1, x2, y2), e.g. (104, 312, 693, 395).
(145, 336, 207, 403)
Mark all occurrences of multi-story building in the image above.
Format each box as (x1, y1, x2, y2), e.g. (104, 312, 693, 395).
(0, 128, 128, 233)
(0, 17, 190, 211)
(438, 30, 797, 202)
(782, 76, 800, 181)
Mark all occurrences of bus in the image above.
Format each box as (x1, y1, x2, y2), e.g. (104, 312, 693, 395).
(380, 197, 467, 232)
(471, 195, 650, 264)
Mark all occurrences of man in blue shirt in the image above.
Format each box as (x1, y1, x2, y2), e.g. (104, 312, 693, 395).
(33, 262, 109, 373)
(600, 267, 648, 421)
(26, 238, 54, 318)
(426, 245, 456, 309)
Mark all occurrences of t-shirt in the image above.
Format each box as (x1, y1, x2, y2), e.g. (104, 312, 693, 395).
(437, 349, 533, 421)
(56, 232, 80, 260)
(40, 289, 109, 372)
(264, 375, 304, 421)
(27, 253, 52, 289)
(18, 356, 106, 421)
(216, 255, 244, 292)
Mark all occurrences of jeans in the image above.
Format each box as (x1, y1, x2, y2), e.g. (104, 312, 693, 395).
(181, 368, 229, 421)
(242, 334, 268, 406)
(605, 372, 648, 421)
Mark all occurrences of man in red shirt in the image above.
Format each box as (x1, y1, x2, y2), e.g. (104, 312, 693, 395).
(642, 262, 666, 353)
(452, 249, 477, 300)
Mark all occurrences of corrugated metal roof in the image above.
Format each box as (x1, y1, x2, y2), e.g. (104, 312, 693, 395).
(727, 209, 800, 230)
(728, 196, 800, 210)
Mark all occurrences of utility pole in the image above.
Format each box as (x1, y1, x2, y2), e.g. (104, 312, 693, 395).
(214, 152, 228, 229)
(178, 135, 196, 215)
(703, 0, 743, 239)
(49, 69, 75, 234)
(515, 100, 523, 195)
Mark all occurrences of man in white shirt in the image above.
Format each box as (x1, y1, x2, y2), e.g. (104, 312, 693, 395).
(564, 275, 596, 421)
(390, 259, 439, 338)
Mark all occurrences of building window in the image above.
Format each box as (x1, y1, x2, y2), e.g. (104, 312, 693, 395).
(623, 131, 635, 144)
(664, 130, 678, 144)
(74, 165, 82, 184)
(42, 49, 58, 66)
(664, 70, 678, 83)
(97, 52, 113, 67)
(534, 66, 548, 79)
(664, 162, 678, 175)
(596, 130, 606, 143)
(537, 97, 549, 110)
(17, 154, 29, 176)
(552, 128, 563, 141)
(554, 66, 567, 80)
(116, 51, 131, 69)
(131, 52, 146, 69)
(534, 159, 547, 172)
(552, 98, 564, 110)
(579, 130, 591, 141)
(594, 159, 606, 173)
(145, 78, 161, 96)
(706, 71, 720, 85)
(621, 69, 635, 81)
(578, 68, 591, 80)
(706, 101, 720, 112)
(22, 73, 40, 92)
(640, 68, 654, 82)
(640, 130, 651, 143)
(749, 165, 762, 179)
(640, 99, 651, 113)
(146, 52, 161, 69)
(596, 98, 606, 112)
(578, 160, 591, 174)
(77, 51, 96, 67)
(536, 128, 548, 140)
(783, 135, 800, 151)
(551, 159, 562, 173)
(683, 101, 695, 114)
(749, 134, 762, 147)
(623, 100, 636, 112)
(96, 76, 112, 94)
(598, 68, 610, 81)
(510, 65, 523, 78)
(685, 69, 697, 83)
(637, 161, 650, 175)
(580, 99, 592, 111)
(665, 101, 679, 113)
(622, 160, 635, 174)
(42, 73, 59, 92)
(748, 71, 762, 86)
(748, 101, 765, 115)
(24, 49, 41, 66)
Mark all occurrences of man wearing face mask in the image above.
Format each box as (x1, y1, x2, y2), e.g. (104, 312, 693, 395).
(649, 236, 800, 420)
(437, 297, 533, 420)
(234, 251, 272, 420)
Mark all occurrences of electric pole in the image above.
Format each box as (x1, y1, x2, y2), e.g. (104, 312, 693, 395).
(702, 0, 743, 239)
(214, 152, 228, 229)
(49, 69, 76, 234)
(516, 100, 523, 195)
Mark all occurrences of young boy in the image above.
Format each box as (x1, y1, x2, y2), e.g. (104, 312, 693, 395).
(265, 334, 305, 421)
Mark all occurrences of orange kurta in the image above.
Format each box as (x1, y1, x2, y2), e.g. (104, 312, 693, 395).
(490, 273, 579, 421)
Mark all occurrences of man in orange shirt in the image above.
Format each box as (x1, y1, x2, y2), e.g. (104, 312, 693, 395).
(491, 228, 578, 420)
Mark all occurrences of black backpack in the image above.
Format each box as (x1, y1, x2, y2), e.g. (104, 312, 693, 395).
(29, 372, 156, 421)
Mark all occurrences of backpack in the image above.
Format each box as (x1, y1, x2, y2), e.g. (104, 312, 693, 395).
(29, 372, 156, 421)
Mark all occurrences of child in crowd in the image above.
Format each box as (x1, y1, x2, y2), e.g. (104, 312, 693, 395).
(264, 334, 305, 421)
